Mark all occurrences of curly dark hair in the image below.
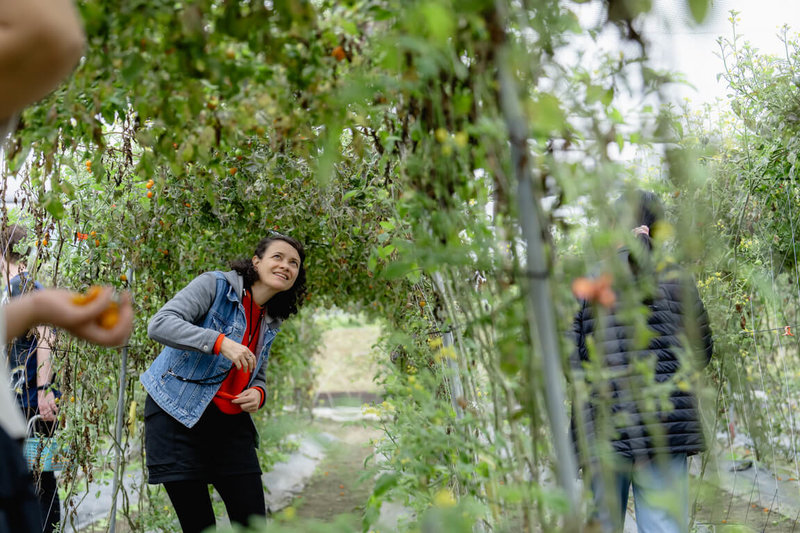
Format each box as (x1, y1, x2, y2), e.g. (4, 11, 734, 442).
(230, 234, 307, 320)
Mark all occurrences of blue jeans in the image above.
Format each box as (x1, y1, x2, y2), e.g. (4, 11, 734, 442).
(593, 453, 689, 533)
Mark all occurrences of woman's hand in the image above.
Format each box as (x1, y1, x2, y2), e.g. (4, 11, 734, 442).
(5, 287, 133, 346)
(37, 389, 58, 422)
(219, 337, 256, 372)
(232, 388, 261, 413)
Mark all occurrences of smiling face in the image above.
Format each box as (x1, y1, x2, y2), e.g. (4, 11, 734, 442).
(252, 239, 301, 294)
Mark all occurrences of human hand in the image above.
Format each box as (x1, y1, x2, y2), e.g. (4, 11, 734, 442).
(0, 0, 85, 121)
(219, 337, 256, 372)
(5, 287, 134, 346)
(37, 390, 58, 422)
(231, 388, 261, 413)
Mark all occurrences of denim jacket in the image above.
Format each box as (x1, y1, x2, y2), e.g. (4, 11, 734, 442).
(140, 271, 280, 428)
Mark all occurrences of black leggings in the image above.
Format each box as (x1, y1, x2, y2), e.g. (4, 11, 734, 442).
(163, 474, 266, 533)
(35, 471, 59, 533)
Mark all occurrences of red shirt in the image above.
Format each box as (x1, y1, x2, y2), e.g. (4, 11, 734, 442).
(212, 289, 265, 414)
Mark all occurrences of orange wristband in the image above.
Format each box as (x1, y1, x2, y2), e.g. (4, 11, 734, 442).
(254, 386, 265, 408)
(213, 334, 225, 355)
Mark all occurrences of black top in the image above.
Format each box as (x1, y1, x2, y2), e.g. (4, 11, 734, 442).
(571, 261, 714, 459)
(6, 274, 44, 412)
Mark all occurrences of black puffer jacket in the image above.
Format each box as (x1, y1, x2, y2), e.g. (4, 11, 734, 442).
(571, 260, 713, 459)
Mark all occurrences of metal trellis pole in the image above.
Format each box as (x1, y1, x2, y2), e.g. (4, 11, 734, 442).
(496, 48, 581, 516)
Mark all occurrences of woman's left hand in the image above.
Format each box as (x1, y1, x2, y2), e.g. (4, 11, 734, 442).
(232, 388, 261, 413)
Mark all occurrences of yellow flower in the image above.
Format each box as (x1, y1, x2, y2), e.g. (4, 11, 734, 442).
(433, 489, 457, 508)
(435, 128, 448, 143)
(435, 346, 456, 362)
(361, 405, 380, 416)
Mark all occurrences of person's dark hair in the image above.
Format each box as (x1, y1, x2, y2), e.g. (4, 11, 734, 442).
(613, 189, 665, 230)
(1, 224, 29, 263)
(632, 190, 664, 229)
(230, 234, 307, 319)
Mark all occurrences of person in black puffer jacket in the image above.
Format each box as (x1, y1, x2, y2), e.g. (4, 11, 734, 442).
(571, 191, 713, 533)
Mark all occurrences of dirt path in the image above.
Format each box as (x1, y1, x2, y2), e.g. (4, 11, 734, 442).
(691, 477, 800, 531)
(289, 419, 381, 527)
(279, 323, 383, 527)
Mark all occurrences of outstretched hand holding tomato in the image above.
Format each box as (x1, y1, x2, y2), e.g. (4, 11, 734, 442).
(5, 286, 133, 346)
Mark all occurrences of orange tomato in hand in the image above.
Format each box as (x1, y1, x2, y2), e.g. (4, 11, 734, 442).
(72, 286, 120, 329)
(71, 286, 102, 305)
(97, 301, 120, 329)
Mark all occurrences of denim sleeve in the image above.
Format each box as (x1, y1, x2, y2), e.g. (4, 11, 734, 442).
(147, 272, 220, 353)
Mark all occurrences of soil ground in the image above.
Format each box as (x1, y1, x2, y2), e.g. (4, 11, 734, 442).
(288, 419, 382, 526)
(287, 323, 383, 526)
(691, 478, 800, 532)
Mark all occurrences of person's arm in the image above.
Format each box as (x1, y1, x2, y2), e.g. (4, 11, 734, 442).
(689, 280, 713, 366)
(0, 0, 85, 120)
(35, 325, 57, 421)
(4, 287, 133, 346)
(147, 272, 221, 354)
(571, 301, 590, 367)
(149, 272, 259, 371)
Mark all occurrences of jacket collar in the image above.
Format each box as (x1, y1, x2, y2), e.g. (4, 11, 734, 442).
(222, 270, 282, 330)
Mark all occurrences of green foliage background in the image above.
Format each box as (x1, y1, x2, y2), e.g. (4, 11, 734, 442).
(10, 0, 800, 531)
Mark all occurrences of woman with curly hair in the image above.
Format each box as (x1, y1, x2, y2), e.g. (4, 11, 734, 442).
(140, 233, 306, 532)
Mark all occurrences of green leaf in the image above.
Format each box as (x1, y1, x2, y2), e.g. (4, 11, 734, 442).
(476, 460, 490, 478)
(372, 473, 398, 498)
(381, 260, 414, 280)
(405, 268, 421, 284)
(419, 4, 454, 45)
(687, 0, 710, 23)
(43, 193, 65, 219)
(586, 85, 613, 107)
(609, 107, 625, 124)
(343, 190, 360, 201)
(121, 54, 146, 84)
(341, 20, 358, 36)
(529, 94, 566, 136)
(377, 244, 395, 259)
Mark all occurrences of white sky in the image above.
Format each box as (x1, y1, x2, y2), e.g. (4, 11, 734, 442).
(571, 0, 800, 107)
(638, 0, 800, 106)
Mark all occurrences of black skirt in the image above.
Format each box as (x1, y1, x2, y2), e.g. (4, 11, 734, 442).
(144, 395, 261, 484)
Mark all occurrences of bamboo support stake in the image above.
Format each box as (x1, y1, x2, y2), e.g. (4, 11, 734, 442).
(108, 343, 127, 533)
(109, 267, 132, 533)
(495, 43, 581, 517)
